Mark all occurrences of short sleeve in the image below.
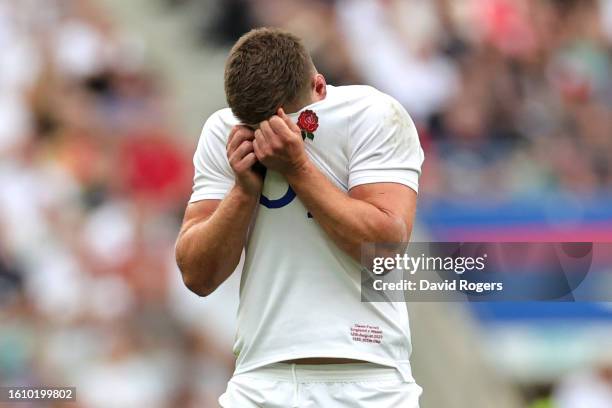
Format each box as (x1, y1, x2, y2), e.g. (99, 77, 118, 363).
(348, 94, 424, 193)
(189, 112, 235, 203)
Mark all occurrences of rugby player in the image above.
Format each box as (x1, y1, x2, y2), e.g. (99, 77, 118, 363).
(176, 27, 424, 407)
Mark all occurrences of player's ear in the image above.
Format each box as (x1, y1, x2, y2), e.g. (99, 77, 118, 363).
(312, 73, 327, 101)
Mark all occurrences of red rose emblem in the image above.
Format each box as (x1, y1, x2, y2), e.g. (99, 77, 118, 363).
(297, 110, 319, 133)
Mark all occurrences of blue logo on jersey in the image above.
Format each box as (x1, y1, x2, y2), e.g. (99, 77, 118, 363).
(260, 186, 296, 209)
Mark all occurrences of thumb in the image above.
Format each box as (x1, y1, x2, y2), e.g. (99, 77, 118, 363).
(278, 108, 301, 132)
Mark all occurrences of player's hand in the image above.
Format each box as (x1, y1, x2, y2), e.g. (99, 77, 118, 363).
(227, 125, 263, 197)
(254, 108, 309, 176)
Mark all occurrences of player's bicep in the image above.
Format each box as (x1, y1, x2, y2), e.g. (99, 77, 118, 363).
(349, 182, 417, 238)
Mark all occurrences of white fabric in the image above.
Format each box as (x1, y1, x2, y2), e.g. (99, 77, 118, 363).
(189, 85, 424, 380)
(219, 363, 422, 408)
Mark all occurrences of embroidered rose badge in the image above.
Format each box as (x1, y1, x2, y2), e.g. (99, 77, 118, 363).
(297, 110, 319, 140)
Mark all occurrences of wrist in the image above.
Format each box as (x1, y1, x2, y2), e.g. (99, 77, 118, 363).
(232, 183, 261, 202)
(284, 156, 313, 182)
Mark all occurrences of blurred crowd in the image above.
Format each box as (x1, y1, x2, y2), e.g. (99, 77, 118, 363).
(201, 0, 612, 200)
(1, 0, 611, 407)
(0, 0, 234, 406)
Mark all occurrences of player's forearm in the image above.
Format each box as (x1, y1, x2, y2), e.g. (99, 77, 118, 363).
(176, 186, 258, 296)
(285, 160, 408, 261)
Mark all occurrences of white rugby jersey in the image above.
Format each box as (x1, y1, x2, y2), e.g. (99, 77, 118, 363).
(190, 85, 424, 380)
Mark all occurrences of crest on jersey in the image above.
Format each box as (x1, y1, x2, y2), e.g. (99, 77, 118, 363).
(297, 110, 319, 141)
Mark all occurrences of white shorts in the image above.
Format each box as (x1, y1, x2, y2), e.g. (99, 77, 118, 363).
(219, 363, 422, 408)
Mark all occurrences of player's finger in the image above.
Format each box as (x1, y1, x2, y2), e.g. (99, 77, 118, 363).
(255, 125, 271, 148)
(235, 152, 258, 172)
(278, 108, 301, 133)
(230, 140, 254, 164)
(269, 115, 290, 137)
(254, 130, 273, 158)
(253, 137, 264, 158)
(254, 129, 266, 146)
(228, 126, 254, 154)
(227, 126, 254, 155)
(260, 120, 282, 149)
(226, 126, 240, 153)
(259, 120, 275, 141)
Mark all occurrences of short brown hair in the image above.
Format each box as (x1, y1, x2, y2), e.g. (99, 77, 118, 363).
(224, 27, 314, 125)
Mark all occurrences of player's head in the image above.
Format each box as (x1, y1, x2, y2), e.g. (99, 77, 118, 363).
(224, 27, 326, 127)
